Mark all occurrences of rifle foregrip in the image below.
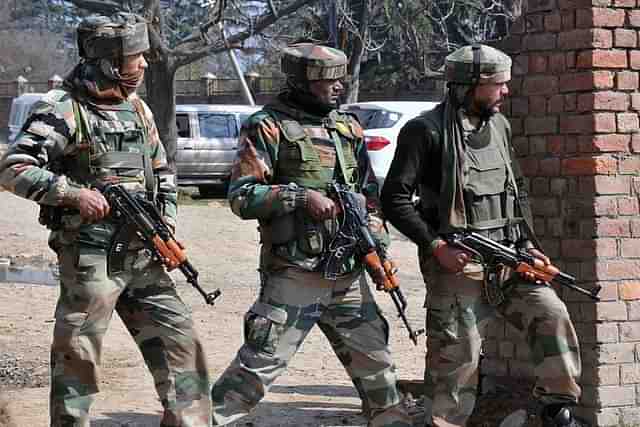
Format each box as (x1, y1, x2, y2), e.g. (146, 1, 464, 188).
(166, 239, 188, 263)
(152, 235, 181, 269)
(364, 252, 390, 290)
(382, 259, 400, 290)
(515, 261, 575, 285)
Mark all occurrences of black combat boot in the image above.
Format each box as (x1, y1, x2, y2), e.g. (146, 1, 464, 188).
(541, 405, 587, 427)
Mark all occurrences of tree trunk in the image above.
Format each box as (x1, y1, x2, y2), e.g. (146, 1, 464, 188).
(145, 59, 178, 172)
(344, 0, 370, 104)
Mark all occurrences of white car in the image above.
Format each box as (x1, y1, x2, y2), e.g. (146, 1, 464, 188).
(341, 101, 439, 188)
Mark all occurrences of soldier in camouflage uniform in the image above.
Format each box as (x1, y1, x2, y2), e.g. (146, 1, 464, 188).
(380, 45, 583, 427)
(211, 43, 412, 427)
(0, 14, 211, 427)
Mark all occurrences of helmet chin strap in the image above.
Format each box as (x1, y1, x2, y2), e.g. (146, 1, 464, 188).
(98, 58, 122, 81)
(470, 44, 482, 85)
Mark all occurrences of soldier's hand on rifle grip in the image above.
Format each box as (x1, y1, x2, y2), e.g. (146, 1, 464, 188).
(306, 189, 337, 221)
(523, 248, 551, 283)
(433, 240, 471, 273)
(76, 188, 111, 223)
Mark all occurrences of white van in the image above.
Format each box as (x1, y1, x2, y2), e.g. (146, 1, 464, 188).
(7, 93, 45, 144)
(175, 104, 261, 196)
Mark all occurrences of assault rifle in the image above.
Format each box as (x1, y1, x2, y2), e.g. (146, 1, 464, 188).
(325, 182, 425, 345)
(97, 183, 221, 307)
(444, 231, 601, 302)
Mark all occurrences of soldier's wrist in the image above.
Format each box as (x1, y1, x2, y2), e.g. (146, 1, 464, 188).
(58, 179, 83, 208)
(430, 238, 447, 257)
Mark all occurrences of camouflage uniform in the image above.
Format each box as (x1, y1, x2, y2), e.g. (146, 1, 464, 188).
(212, 43, 411, 427)
(381, 45, 582, 427)
(0, 14, 210, 427)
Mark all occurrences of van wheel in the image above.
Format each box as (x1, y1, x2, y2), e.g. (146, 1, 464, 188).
(198, 182, 229, 198)
(198, 185, 217, 198)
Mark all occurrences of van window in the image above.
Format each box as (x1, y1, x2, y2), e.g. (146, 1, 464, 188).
(176, 113, 190, 138)
(198, 113, 237, 138)
(13, 104, 31, 128)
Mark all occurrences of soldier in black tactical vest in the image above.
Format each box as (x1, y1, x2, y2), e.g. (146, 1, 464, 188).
(211, 43, 412, 426)
(0, 14, 212, 426)
(381, 45, 584, 427)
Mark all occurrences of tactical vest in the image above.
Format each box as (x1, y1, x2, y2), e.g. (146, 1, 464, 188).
(260, 102, 362, 273)
(462, 120, 523, 243)
(266, 103, 360, 193)
(40, 90, 154, 231)
(71, 96, 154, 194)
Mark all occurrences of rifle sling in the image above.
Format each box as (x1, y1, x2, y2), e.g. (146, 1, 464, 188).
(494, 132, 542, 249)
(329, 129, 352, 188)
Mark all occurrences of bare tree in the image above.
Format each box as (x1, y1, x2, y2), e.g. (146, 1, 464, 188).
(67, 0, 318, 170)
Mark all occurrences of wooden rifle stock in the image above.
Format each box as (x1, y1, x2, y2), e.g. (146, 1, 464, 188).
(446, 232, 601, 301)
(98, 183, 222, 307)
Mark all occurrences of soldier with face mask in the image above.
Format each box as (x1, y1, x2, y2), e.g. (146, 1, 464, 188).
(0, 13, 211, 426)
(210, 43, 412, 427)
(381, 45, 584, 427)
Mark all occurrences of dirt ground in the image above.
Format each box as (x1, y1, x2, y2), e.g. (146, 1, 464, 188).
(0, 187, 535, 427)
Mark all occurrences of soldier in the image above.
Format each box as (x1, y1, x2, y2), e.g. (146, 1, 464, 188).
(211, 43, 412, 427)
(381, 45, 583, 427)
(0, 14, 211, 427)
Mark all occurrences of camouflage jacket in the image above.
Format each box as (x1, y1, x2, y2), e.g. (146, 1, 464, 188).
(0, 89, 177, 231)
(228, 94, 388, 273)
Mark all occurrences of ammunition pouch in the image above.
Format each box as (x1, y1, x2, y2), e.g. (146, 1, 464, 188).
(294, 210, 325, 255)
(260, 210, 337, 260)
(38, 205, 82, 231)
(39, 205, 63, 230)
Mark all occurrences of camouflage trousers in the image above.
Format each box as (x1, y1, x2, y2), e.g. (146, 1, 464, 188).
(210, 267, 411, 426)
(420, 259, 581, 427)
(50, 241, 211, 427)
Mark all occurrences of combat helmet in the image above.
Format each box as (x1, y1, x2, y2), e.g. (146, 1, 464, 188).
(281, 43, 347, 83)
(77, 13, 149, 60)
(445, 44, 512, 85)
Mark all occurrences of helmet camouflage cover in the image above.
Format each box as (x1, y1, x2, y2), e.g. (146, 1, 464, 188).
(77, 12, 149, 60)
(445, 44, 512, 85)
(281, 43, 348, 82)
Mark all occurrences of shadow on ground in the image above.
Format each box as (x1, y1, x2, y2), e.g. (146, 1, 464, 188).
(270, 384, 359, 398)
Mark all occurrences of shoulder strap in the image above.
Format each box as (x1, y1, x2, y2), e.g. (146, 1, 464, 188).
(70, 98, 93, 183)
(328, 128, 351, 188)
(129, 98, 156, 197)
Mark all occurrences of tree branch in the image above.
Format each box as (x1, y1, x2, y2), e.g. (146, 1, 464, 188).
(68, 0, 123, 14)
(172, 0, 317, 68)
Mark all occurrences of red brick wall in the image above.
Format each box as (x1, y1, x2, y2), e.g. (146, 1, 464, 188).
(497, 0, 640, 424)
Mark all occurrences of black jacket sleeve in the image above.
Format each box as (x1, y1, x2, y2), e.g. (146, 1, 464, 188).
(381, 118, 440, 250)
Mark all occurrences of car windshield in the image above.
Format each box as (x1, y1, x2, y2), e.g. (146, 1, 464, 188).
(198, 113, 237, 138)
(344, 107, 401, 130)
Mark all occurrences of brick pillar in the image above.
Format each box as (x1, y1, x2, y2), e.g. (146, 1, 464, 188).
(498, 0, 640, 425)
